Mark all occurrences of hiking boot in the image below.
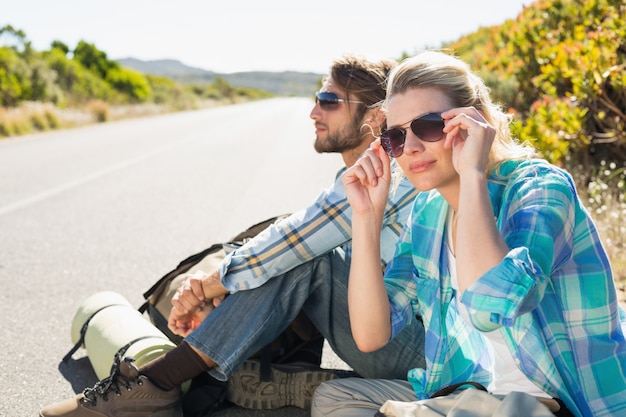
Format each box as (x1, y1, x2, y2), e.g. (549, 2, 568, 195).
(40, 357, 182, 417)
(226, 359, 358, 410)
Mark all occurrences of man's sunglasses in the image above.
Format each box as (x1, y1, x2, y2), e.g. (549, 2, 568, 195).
(315, 91, 364, 110)
(380, 113, 445, 158)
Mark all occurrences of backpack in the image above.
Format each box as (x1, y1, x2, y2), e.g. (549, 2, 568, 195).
(138, 214, 324, 416)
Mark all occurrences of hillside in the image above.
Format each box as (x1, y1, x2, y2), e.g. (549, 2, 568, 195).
(117, 58, 323, 97)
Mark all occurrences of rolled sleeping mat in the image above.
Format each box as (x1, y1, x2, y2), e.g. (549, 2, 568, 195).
(67, 291, 176, 380)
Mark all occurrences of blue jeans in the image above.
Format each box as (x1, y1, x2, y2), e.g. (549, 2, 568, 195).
(185, 248, 426, 381)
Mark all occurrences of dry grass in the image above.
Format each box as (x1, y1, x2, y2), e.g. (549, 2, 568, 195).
(0, 102, 60, 136)
(0, 99, 224, 138)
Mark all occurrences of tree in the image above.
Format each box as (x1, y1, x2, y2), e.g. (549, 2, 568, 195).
(73, 40, 119, 79)
(50, 40, 69, 55)
(0, 25, 31, 55)
(44, 47, 116, 104)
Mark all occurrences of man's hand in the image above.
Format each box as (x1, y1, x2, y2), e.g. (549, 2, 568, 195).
(171, 270, 229, 313)
(168, 269, 230, 336)
(167, 304, 213, 337)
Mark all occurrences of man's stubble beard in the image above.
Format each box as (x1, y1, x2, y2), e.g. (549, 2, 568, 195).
(313, 120, 363, 154)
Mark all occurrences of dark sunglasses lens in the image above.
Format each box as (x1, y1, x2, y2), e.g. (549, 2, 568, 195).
(381, 128, 406, 157)
(318, 99, 339, 110)
(410, 114, 445, 142)
(316, 92, 340, 110)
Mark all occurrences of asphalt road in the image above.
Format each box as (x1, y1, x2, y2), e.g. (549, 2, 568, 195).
(0, 98, 349, 417)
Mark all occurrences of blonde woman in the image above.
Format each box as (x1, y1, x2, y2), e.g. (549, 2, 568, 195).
(312, 51, 626, 417)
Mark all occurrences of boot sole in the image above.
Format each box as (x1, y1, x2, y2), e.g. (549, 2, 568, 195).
(226, 360, 346, 409)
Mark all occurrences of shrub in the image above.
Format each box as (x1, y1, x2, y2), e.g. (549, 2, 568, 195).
(0, 105, 33, 136)
(447, 0, 626, 173)
(86, 99, 109, 122)
(106, 67, 152, 102)
(0, 46, 28, 106)
(45, 48, 115, 103)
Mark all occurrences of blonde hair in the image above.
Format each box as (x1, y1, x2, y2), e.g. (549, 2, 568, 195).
(385, 50, 535, 172)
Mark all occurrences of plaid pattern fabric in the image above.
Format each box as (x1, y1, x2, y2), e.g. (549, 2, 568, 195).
(220, 163, 419, 292)
(385, 159, 626, 417)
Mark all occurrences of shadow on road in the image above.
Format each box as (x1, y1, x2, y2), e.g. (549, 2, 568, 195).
(58, 356, 99, 394)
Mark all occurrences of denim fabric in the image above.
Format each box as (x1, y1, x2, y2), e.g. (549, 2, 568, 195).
(186, 248, 426, 381)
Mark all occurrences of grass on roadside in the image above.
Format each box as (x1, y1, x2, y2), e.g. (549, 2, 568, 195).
(0, 99, 225, 138)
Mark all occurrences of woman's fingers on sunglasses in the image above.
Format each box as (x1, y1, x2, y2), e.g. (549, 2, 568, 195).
(366, 143, 388, 177)
(444, 112, 496, 152)
(443, 120, 466, 149)
(441, 107, 484, 122)
(443, 110, 478, 146)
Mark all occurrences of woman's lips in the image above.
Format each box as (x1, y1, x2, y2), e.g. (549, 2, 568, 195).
(408, 160, 435, 173)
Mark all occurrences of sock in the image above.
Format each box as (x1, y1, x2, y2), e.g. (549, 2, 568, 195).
(139, 341, 210, 391)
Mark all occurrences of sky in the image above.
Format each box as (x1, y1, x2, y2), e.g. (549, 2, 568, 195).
(4, 0, 533, 74)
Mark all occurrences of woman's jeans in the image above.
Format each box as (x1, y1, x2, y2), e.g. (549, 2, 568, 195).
(185, 248, 426, 381)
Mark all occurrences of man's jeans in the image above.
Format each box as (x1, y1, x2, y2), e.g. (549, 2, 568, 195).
(185, 248, 426, 381)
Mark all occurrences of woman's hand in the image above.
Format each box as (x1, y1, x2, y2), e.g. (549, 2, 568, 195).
(342, 139, 391, 220)
(441, 107, 496, 176)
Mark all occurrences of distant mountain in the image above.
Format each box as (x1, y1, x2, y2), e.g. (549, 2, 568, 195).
(117, 58, 323, 97)
(118, 58, 214, 79)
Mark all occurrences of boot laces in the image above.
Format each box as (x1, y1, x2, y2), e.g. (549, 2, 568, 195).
(82, 357, 142, 405)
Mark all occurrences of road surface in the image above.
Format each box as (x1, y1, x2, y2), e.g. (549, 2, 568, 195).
(0, 98, 349, 417)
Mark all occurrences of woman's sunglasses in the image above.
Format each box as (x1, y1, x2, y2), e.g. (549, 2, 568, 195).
(315, 91, 364, 111)
(380, 113, 445, 158)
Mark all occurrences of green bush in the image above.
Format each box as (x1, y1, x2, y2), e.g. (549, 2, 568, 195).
(447, 0, 626, 174)
(44, 47, 115, 104)
(106, 67, 152, 102)
(27, 55, 61, 103)
(0, 46, 29, 106)
(146, 74, 179, 104)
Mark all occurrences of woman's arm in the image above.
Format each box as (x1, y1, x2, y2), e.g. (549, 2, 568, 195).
(456, 169, 509, 294)
(442, 108, 509, 295)
(342, 141, 393, 351)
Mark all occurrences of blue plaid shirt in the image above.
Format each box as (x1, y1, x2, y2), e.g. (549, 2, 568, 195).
(220, 163, 419, 292)
(385, 159, 626, 417)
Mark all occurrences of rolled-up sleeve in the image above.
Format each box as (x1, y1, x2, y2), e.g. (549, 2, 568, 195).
(461, 164, 578, 331)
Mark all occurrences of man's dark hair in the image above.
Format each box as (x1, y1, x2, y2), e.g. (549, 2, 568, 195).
(330, 55, 396, 126)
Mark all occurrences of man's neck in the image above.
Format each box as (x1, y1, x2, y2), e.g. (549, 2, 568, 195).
(341, 139, 373, 167)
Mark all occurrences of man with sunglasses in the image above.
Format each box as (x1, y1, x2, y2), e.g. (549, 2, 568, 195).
(40, 55, 426, 417)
